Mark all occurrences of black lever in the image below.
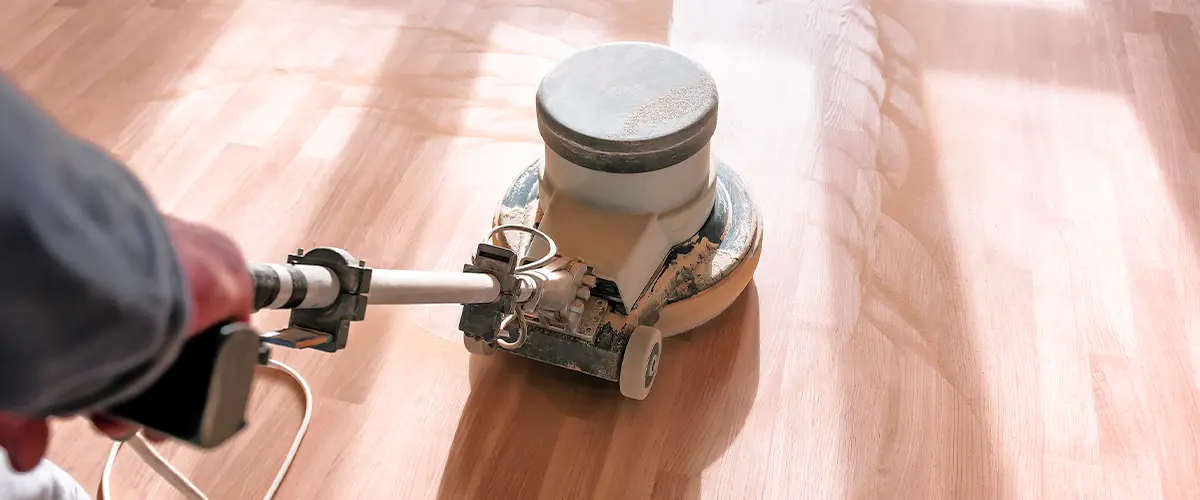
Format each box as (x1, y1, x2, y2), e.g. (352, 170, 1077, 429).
(106, 321, 266, 449)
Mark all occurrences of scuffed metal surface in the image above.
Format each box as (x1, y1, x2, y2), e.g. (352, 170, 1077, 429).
(653, 161, 760, 307)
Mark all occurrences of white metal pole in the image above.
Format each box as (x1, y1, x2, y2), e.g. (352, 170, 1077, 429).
(366, 269, 501, 305)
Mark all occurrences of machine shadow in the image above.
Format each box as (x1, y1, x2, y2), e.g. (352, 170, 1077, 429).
(438, 284, 761, 499)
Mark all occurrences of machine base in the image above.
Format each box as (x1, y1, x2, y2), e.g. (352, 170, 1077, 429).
(486, 157, 763, 384)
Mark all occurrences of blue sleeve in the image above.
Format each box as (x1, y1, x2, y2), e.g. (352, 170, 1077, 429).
(0, 75, 191, 417)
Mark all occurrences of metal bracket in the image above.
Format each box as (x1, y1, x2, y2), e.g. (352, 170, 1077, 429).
(262, 247, 372, 352)
(458, 244, 523, 346)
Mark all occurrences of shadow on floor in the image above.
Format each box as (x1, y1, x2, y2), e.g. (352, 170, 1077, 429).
(439, 284, 760, 499)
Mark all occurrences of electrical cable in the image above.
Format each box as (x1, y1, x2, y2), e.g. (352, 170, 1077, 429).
(98, 359, 313, 500)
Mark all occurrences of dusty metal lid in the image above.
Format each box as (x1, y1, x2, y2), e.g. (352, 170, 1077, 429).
(535, 42, 719, 174)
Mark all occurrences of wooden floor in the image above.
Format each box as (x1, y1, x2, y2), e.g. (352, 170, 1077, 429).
(4, 0, 1200, 498)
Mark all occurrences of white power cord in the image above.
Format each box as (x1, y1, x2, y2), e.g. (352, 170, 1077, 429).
(98, 359, 313, 500)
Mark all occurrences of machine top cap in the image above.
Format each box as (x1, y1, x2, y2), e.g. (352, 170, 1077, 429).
(535, 42, 718, 174)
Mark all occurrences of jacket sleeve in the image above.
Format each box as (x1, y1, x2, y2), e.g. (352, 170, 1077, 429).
(0, 75, 191, 417)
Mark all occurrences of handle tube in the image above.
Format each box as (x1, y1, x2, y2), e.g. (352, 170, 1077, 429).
(367, 269, 501, 305)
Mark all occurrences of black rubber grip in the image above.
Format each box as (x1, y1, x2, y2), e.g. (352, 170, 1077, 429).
(250, 264, 281, 310)
(106, 322, 263, 449)
(249, 263, 310, 311)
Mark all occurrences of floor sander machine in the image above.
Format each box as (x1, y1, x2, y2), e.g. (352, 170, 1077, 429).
(107, 41, 764, 458)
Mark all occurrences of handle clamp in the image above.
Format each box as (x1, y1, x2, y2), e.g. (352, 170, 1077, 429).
(261, 247, 372, 352)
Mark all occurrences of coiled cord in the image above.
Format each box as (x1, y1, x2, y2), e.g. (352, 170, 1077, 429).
(99, 359, 312, 500)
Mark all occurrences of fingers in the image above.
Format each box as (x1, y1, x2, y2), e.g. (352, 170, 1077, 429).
(0, 415, 49, 473)
(163, 216, 254, 334)
(89, 414, 138, 441)
(90, 415, 169, 445)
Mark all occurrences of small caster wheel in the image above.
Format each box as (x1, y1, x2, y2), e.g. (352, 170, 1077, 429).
(619, 325, 662, 400)
(464, 336, 495, 355)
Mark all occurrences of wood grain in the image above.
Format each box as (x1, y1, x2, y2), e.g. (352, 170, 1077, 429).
(3, 0, 1199, 498)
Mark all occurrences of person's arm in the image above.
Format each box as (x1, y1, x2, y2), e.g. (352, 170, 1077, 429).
(0, 76, 192, 418)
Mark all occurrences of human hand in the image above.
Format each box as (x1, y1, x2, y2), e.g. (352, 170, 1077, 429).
(0, 215, 252, 472)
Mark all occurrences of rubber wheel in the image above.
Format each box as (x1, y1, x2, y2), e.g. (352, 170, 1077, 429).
(619, 325, 663, 400)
